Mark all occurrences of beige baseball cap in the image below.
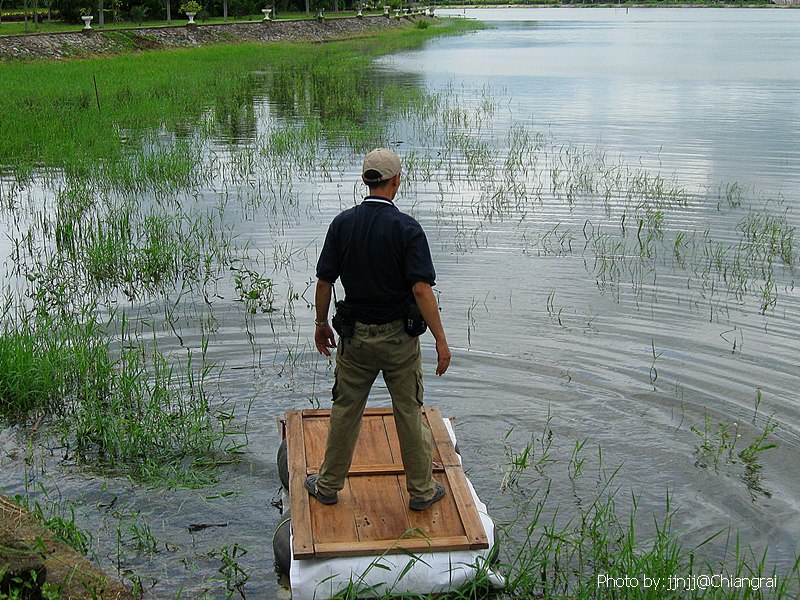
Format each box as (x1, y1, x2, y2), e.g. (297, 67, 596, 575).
(362, 148, 401, 184)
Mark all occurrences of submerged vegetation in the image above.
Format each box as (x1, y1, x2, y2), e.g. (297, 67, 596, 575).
(1, 15, 798, 599)
(0, 18, 480, 477)
(1, 297, 237, 483)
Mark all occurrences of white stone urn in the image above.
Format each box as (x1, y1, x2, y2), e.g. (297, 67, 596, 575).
(186, 11, 197, 23)
(81, 15, 93, 29)
(383, 5, 389, 16)
(262, 8, 272, 20)
(356, 7, 363, 17)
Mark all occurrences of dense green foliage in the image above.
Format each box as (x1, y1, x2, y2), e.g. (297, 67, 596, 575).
(0, 0, 405, 26)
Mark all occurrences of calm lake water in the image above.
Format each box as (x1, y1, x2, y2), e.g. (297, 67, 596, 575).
(401, 7, 800, 194)
(2, 8, 799, 597)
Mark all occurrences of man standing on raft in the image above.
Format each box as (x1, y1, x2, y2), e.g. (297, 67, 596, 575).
(309, 148, 451, 511)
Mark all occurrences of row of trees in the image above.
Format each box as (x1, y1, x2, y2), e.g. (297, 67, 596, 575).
(1, 0, 384, 25)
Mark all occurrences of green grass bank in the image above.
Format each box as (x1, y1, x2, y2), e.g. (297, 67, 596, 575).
(0, 18, 479, 173)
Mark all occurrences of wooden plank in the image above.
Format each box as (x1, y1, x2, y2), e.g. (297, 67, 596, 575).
(286, 410, 314, 559)
(425, 408, 489, 549)
(302, 416, 329, 471)
(425, 407, 461, 467)
(383, 414, 404, 465)
(309, 480, 358, 546)
(352, 415, 395, 466)
(402, 473, 467, 541)
(423, 410, 446, 464)
(441, 467, 488, 549)
(383, 410, 444, 466)
(349, 475, 409, 543)
(314, 536, 474, 559)
(363, 407, 395, 416)
(307, 464, 447, 476)
(300, 407, 394, 418)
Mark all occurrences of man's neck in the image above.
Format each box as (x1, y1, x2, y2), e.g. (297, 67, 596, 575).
(367, 178, 399, 200)
(363, 196, 397, 209)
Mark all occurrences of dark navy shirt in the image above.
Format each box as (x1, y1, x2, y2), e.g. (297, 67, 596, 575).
(316, 196, 436, 324)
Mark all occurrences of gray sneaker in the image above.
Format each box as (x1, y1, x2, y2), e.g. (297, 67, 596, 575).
(305, 474, 338, 505)
(409, 482, 446, 511)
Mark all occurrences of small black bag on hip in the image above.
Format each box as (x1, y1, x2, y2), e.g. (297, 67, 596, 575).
(404, 302, 427, 337)
(331, 300, 355, 338)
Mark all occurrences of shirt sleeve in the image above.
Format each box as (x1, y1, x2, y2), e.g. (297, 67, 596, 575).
(404, 220, 436, 286)
(316, 221, 340, 283)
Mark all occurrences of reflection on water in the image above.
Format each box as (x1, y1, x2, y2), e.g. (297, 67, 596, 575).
(1, 9, 799, 597)
(395, 8, 800, 196)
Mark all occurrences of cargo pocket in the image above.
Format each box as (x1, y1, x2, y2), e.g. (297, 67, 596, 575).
(415, 368, 424, 407)
(331, 364, 340, 403)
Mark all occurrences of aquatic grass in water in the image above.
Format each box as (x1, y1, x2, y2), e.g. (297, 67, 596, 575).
(0, 303, 112, 419)
(500, 482, 798, 599)
(0, 294, 239, 483)
(91, 139, 207, 197)
(692, 409, 780, 500)
(14, 176, 246, 304)
(12, 484, 94, 557)
(490, 423, 799, 600)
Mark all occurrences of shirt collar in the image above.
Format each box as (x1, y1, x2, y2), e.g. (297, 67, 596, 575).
(363, 196, 397, 208)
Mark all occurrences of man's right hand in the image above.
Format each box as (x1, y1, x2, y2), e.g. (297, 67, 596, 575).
(315, 323, 337, 356)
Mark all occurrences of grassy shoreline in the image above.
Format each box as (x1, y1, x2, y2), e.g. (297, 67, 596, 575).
(0, 19, 480, 170)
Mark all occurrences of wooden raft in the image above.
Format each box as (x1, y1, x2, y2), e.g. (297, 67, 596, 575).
(286, 407, 489, 560)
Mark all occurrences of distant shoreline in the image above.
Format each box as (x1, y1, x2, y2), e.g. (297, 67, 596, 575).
(0, 15, 414, 61)
(437, 3, 795, 8)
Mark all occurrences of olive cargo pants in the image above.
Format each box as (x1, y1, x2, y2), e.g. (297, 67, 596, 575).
(316, 320, 437, 503)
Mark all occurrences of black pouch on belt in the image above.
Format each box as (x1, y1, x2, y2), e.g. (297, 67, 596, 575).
(331, 301, 355, 338)
(404, 302, 427, 337)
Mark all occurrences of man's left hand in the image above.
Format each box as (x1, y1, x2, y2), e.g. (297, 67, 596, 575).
(435, 338, 451, 376)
